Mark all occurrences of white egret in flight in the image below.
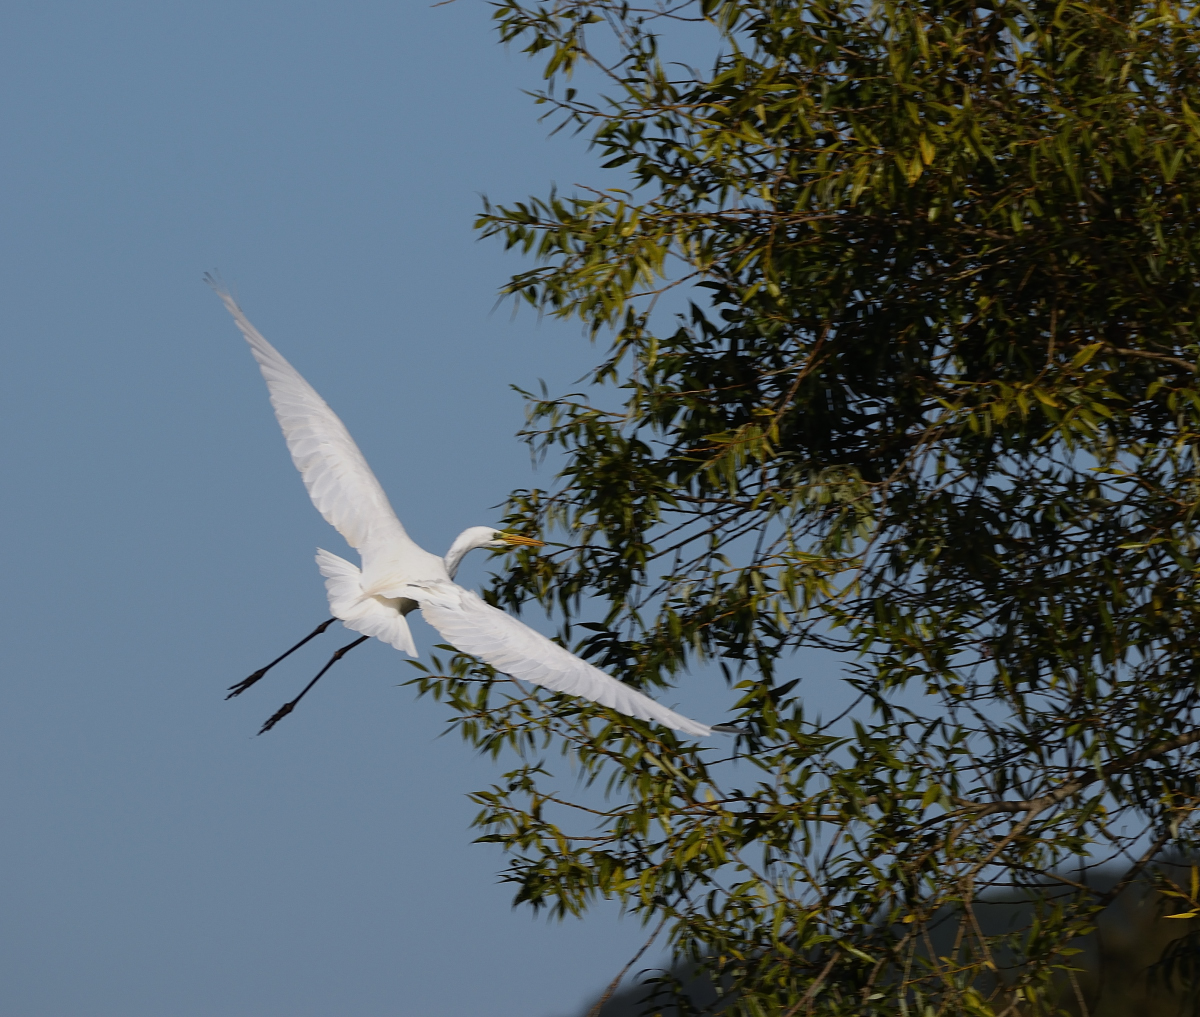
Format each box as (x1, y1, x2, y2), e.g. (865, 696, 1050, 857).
(211, 282, 721, 738)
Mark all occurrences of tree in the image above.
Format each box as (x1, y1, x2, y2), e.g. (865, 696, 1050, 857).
(413, 0, 1200, 1012)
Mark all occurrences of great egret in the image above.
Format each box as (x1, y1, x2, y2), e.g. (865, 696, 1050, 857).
(211, 283, 719, 738)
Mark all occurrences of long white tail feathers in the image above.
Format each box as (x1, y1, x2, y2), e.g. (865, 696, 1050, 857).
(315, 549, 417, 657)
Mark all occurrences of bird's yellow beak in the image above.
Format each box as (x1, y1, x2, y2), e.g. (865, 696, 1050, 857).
(497, 532, 545, 548)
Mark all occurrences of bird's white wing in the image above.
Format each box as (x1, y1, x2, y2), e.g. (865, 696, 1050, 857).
(414, 582, 712, 737)
(212, 284, 409, 553)
(317, 549, 417, 656)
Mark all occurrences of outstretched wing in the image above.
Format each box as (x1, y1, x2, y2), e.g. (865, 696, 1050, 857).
(414, 582, 712, 737)
(211, 282, 409, 554)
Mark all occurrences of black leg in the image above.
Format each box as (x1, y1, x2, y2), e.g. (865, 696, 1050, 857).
(227, 618, 337, 699)
(257, 635, 369, 735)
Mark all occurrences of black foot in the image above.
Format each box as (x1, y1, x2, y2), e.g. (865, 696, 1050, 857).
(258, 701, 296, 735)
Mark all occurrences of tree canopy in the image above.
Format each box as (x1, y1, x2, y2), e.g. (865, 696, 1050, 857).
(416, 0, 1200, 1012)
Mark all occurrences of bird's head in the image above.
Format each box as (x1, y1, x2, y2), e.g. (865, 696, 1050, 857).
(443, 526, 545, 579)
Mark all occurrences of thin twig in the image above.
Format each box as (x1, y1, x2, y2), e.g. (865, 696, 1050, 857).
(586, 913, 671, 1017)
(781, 949, 840, 1017)
(956, 728, 1200, 818)
(1065, 962, 1090, 1017)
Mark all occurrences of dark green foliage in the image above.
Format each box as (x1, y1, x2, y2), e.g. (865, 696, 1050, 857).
(417, 0, 1200, 1012)
(574, 868, 1200, 1015)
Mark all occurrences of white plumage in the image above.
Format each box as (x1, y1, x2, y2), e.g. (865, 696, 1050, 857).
(214, 286, 713, 738)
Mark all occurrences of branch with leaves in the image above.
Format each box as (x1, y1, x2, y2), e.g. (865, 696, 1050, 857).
(428, 0, 1200, 1012)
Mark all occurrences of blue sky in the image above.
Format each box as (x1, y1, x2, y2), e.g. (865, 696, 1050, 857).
(0, 3, 695, 1015)
(0, 4, 846, 1015)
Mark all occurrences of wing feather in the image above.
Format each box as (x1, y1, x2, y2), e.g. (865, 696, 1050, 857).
(213, 285, 409, 554)
(316, 549, 417, 656)
(415, 582, 711, 737)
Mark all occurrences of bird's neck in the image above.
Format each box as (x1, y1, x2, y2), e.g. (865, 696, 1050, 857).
(443, 547, 466, 580)
(443, 540, 478, 580)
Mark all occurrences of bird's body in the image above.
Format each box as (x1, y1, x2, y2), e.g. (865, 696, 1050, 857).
(213, 287, 714, 738)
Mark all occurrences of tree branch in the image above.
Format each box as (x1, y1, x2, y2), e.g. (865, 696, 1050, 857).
(960, 728, 1200, 818)
(585, 913, 670, 1017)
